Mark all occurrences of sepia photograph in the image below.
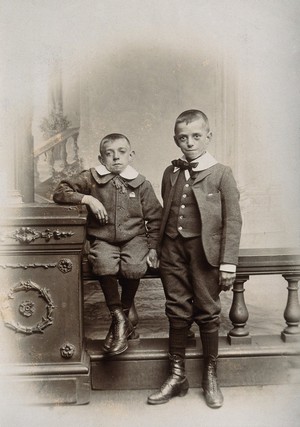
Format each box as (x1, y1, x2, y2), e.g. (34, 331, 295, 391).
(0, 1, 299, 426)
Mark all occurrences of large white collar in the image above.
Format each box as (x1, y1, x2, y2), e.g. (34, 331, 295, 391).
(95, 164, 139, 179)
(173, 151, 218, 173)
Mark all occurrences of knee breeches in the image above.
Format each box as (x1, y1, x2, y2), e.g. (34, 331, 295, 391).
(88, 235, 149, 279)
(160, 235, 221, 332)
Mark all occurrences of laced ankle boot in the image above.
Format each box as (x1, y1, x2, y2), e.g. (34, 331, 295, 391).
(147, 354, 189, 405)
(103, 304, 138, 353)
(201, 330, 223, 408)
(104, 308, 134, 356)
(202, 356, 223, 408)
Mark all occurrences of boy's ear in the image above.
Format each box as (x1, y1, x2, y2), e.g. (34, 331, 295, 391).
(129, 150, 135, 162)
(98, 154, 104, 165)
(205, 131, 212, 146)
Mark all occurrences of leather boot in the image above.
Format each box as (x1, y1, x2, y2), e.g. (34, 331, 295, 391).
(123, 306, 139, 340)
(103, 304, 138, 353)
(104, 308, 134, 356)
(147, 354, 189, 405)
(102, 321, 114, 353)
(202, 355, 224, 408)
(127, 302, 138, 328)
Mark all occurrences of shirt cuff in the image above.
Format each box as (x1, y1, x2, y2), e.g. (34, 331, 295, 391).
(219, 264, 236, 273)
(81, 195, 90, 204)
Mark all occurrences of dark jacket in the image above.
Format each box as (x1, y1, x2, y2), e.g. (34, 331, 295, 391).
(160, 163, 242, 266)
(53, 168, 162, 248)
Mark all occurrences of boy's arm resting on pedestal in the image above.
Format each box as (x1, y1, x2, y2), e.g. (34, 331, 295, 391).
(53, 170, 92, 205)
(53, 171, 108, 224)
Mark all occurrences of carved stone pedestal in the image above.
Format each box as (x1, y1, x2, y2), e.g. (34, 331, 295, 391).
(0, 204, 90, 405)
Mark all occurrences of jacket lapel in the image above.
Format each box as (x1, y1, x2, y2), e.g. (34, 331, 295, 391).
(193, 169, 212, 185)
(170, 169, 180, 186)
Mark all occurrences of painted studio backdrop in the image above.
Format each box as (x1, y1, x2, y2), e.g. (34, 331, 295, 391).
(1, 0, 299, 250)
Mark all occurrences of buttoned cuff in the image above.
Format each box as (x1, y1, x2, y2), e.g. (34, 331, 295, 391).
(219, 264, 236, 273)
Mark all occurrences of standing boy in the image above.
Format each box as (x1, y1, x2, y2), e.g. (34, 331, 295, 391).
(147, 110, 242, 408)
(53, 133, 161, 356)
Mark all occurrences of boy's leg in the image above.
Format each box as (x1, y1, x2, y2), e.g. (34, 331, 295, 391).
(99, 275, 121, 311)
(88, 240, 135, 356)
(119, 278, 140, 331)
(148, 236, 192, 405)
(118, 236, 148, 337)
(147, 323, 190, 405)
(187, 237, 223, 408)
(99, 275, 134, 356)
(200, 329, 223, 408)
(119, 278, 140, 312)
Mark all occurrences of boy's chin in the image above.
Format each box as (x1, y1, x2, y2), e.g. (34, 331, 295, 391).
(107, 165, 126, 174)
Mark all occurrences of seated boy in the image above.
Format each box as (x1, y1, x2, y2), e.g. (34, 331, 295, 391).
(53, 133, 162, 356)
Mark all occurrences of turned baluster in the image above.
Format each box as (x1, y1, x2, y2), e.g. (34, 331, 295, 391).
(227, 274, 251, 344)
(281, 274, 300, 342)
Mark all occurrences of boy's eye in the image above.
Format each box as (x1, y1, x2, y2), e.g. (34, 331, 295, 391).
(178, 136, 187, 142)
(193, 134, 201, 139)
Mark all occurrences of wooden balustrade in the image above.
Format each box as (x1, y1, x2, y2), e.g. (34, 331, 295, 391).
(228, 248, 300, 344)
(83, 247, 300, 344)
(34, 127, 81, 201)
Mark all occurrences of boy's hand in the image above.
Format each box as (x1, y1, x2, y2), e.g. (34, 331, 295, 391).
(146, 249, 159, 269)
(82, 195, 108, 225)
(219, 271, 236, 292)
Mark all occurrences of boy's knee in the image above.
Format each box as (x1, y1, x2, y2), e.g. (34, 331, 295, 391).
(88, 254, 120, 276)
(120, 262, 147, 279)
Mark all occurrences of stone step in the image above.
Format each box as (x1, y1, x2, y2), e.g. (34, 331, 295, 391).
(86, 336, 300, 390)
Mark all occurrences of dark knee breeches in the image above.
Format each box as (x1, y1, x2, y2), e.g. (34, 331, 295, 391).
(159, 235, 221, 332)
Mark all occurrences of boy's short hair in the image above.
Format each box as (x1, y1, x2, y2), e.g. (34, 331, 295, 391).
(99, 133, 131, 154)
(174, 110, 210, 133)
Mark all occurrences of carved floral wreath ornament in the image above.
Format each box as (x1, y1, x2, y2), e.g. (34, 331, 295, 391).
(0, 279, 55, 334)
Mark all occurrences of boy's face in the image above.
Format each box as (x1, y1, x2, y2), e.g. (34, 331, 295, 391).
(99, 138, 135, 174)
(174, 118, 212, 161)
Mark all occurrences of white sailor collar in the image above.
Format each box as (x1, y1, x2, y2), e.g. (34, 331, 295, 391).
(173, 151, 218, 173)
(95, 164, 139, 179)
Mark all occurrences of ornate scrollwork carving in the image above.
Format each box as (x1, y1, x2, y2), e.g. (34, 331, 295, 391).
(60, 343, 76, 359)
(2, 227, 74, 244)
(40, 229, 74, 242)
(12, 227, 40, 244)
(1, 280, 55, 334)
(0, 262, 57, 270)
(0, 258, 73, 273)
